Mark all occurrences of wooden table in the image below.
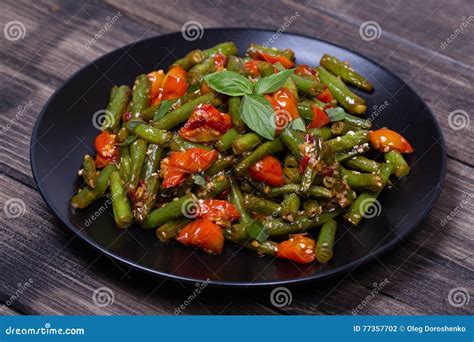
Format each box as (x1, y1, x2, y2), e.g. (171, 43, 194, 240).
(0, 0, 472, 315)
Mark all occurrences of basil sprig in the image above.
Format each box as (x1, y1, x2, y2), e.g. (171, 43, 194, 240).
(204, 69, 296, 140)
(325, 107, 347, 122)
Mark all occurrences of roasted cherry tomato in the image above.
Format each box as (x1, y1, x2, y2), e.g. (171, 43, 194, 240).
(179, 104, 232, 142)
(369, 129, 414, 153)
(244, 60, 260, 77)
(214, 52, 227, 71)
(151, 88, 164, 106)
(277, 234, 316, 264)
(294, 64, 317, 77)
(257, 52, 294, 69)
(162, 66, 188, 100)
(308, 106, 330, 128)
(176, 219, 224, 254)
(265, 87, 299, 133)
(95, 153, 117, 169)
(95, 131, 117, 158)
(147, 70, 165, 100)
(248, 155, 284, 187)
(161, 148, 218, 188)
(316, 88, 333, 103)
(198, 199, 240, 227)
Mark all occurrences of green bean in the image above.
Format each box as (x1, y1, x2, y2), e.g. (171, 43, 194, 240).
(297, 102, 315, 121)
(243, 194, 281, 216)
(171, 49, 204, 70)
(331, 121, 359, 136)
(118, 146, 131, 183)
(343, 113, 372, 129)
(71, 165, 117, 209)
(197, 175, 230, 198)
(215, 128, 239, 152)
(228, 96, 246, 133)
(283, 155, 299, 168)
(316, 218, 337, 263)
(279, 127, 305, 160)
(231, 133, 262, 155)
(300, 163, 314, 196)
(326, 130, 369, 153)
(127, 139, 148, 192)
(257, 61, 274, 77)
(234, 139, 284, 175)
(344, 163, 394, 225)
(274, 63, 325, 96)
(130, 74, 150, 119)
(142, 193, 194, 229)
(128, 122, 172, 146)
(188, 57, 215, 84)
(82, 155, 97, 188)
(283, 167, 301, 184)
(280, 193, 300, 221)
(247, 43, 294, 61)
(283, 74, 299, 100)
(320, 54, 373, 91)
(153, 93, 214, 130)
(170, 135, 212, 151)
(244, 240, 278, 256)
(202, 42, 238, 58)
(308, 127, 333, 141)
(103, 85, 130, 130)
(228, 177, 252, 224)
(156, 218, 191, 242)
(317, 66, 366, 115)
(116, 127, 128, 143)
(384, 151, 410, 178)
(344, 156, 380, 173)
(227, 56, 247, 75)
(205, 155, 236, 176)
(340, 167, 382, 191)
(303, 199, 321, 218)
(110, 171, 133, 229)
(335, 144, 371, 162)
(269, 184, 332, 199)
(135, 144, 163, 223)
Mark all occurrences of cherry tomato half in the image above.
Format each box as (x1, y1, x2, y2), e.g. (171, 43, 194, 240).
(369, 129, 414, 153)
(179, 104, 232, 142)
(95, 131, 117, 158)
(176, 219, 224, 254)
(248, 155, 284, 187)
(308, 106, 330, 128)
(198, 199, 240, 227)
(257, 52, 294, 69)
(147, 70, 165, 101)
(316, 88, 334, 103)
(277, 234, 316, 264)
(162, 66, 188, 100)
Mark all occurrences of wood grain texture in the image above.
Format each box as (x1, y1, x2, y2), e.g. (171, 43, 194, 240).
(0, 0, 472, 315)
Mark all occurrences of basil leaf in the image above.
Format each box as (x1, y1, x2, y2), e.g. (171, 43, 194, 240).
(153, 100, 172, 121)
(193, 174, 207, 187)
(247, 220, 268, 242)
(240, 94, 276, 140)
(325, 107, 347, 122)
(254, 69, 294, 94)
(204, 70, 253, 96)
(291, 117, 306, 132)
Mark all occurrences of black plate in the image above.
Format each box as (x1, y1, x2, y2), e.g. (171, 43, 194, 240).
(31, 28, 446, 287)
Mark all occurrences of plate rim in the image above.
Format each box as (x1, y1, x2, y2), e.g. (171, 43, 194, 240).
(30, 28, 447, 287)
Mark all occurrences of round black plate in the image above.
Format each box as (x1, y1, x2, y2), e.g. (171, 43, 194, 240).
(31, 29, 446, 287)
